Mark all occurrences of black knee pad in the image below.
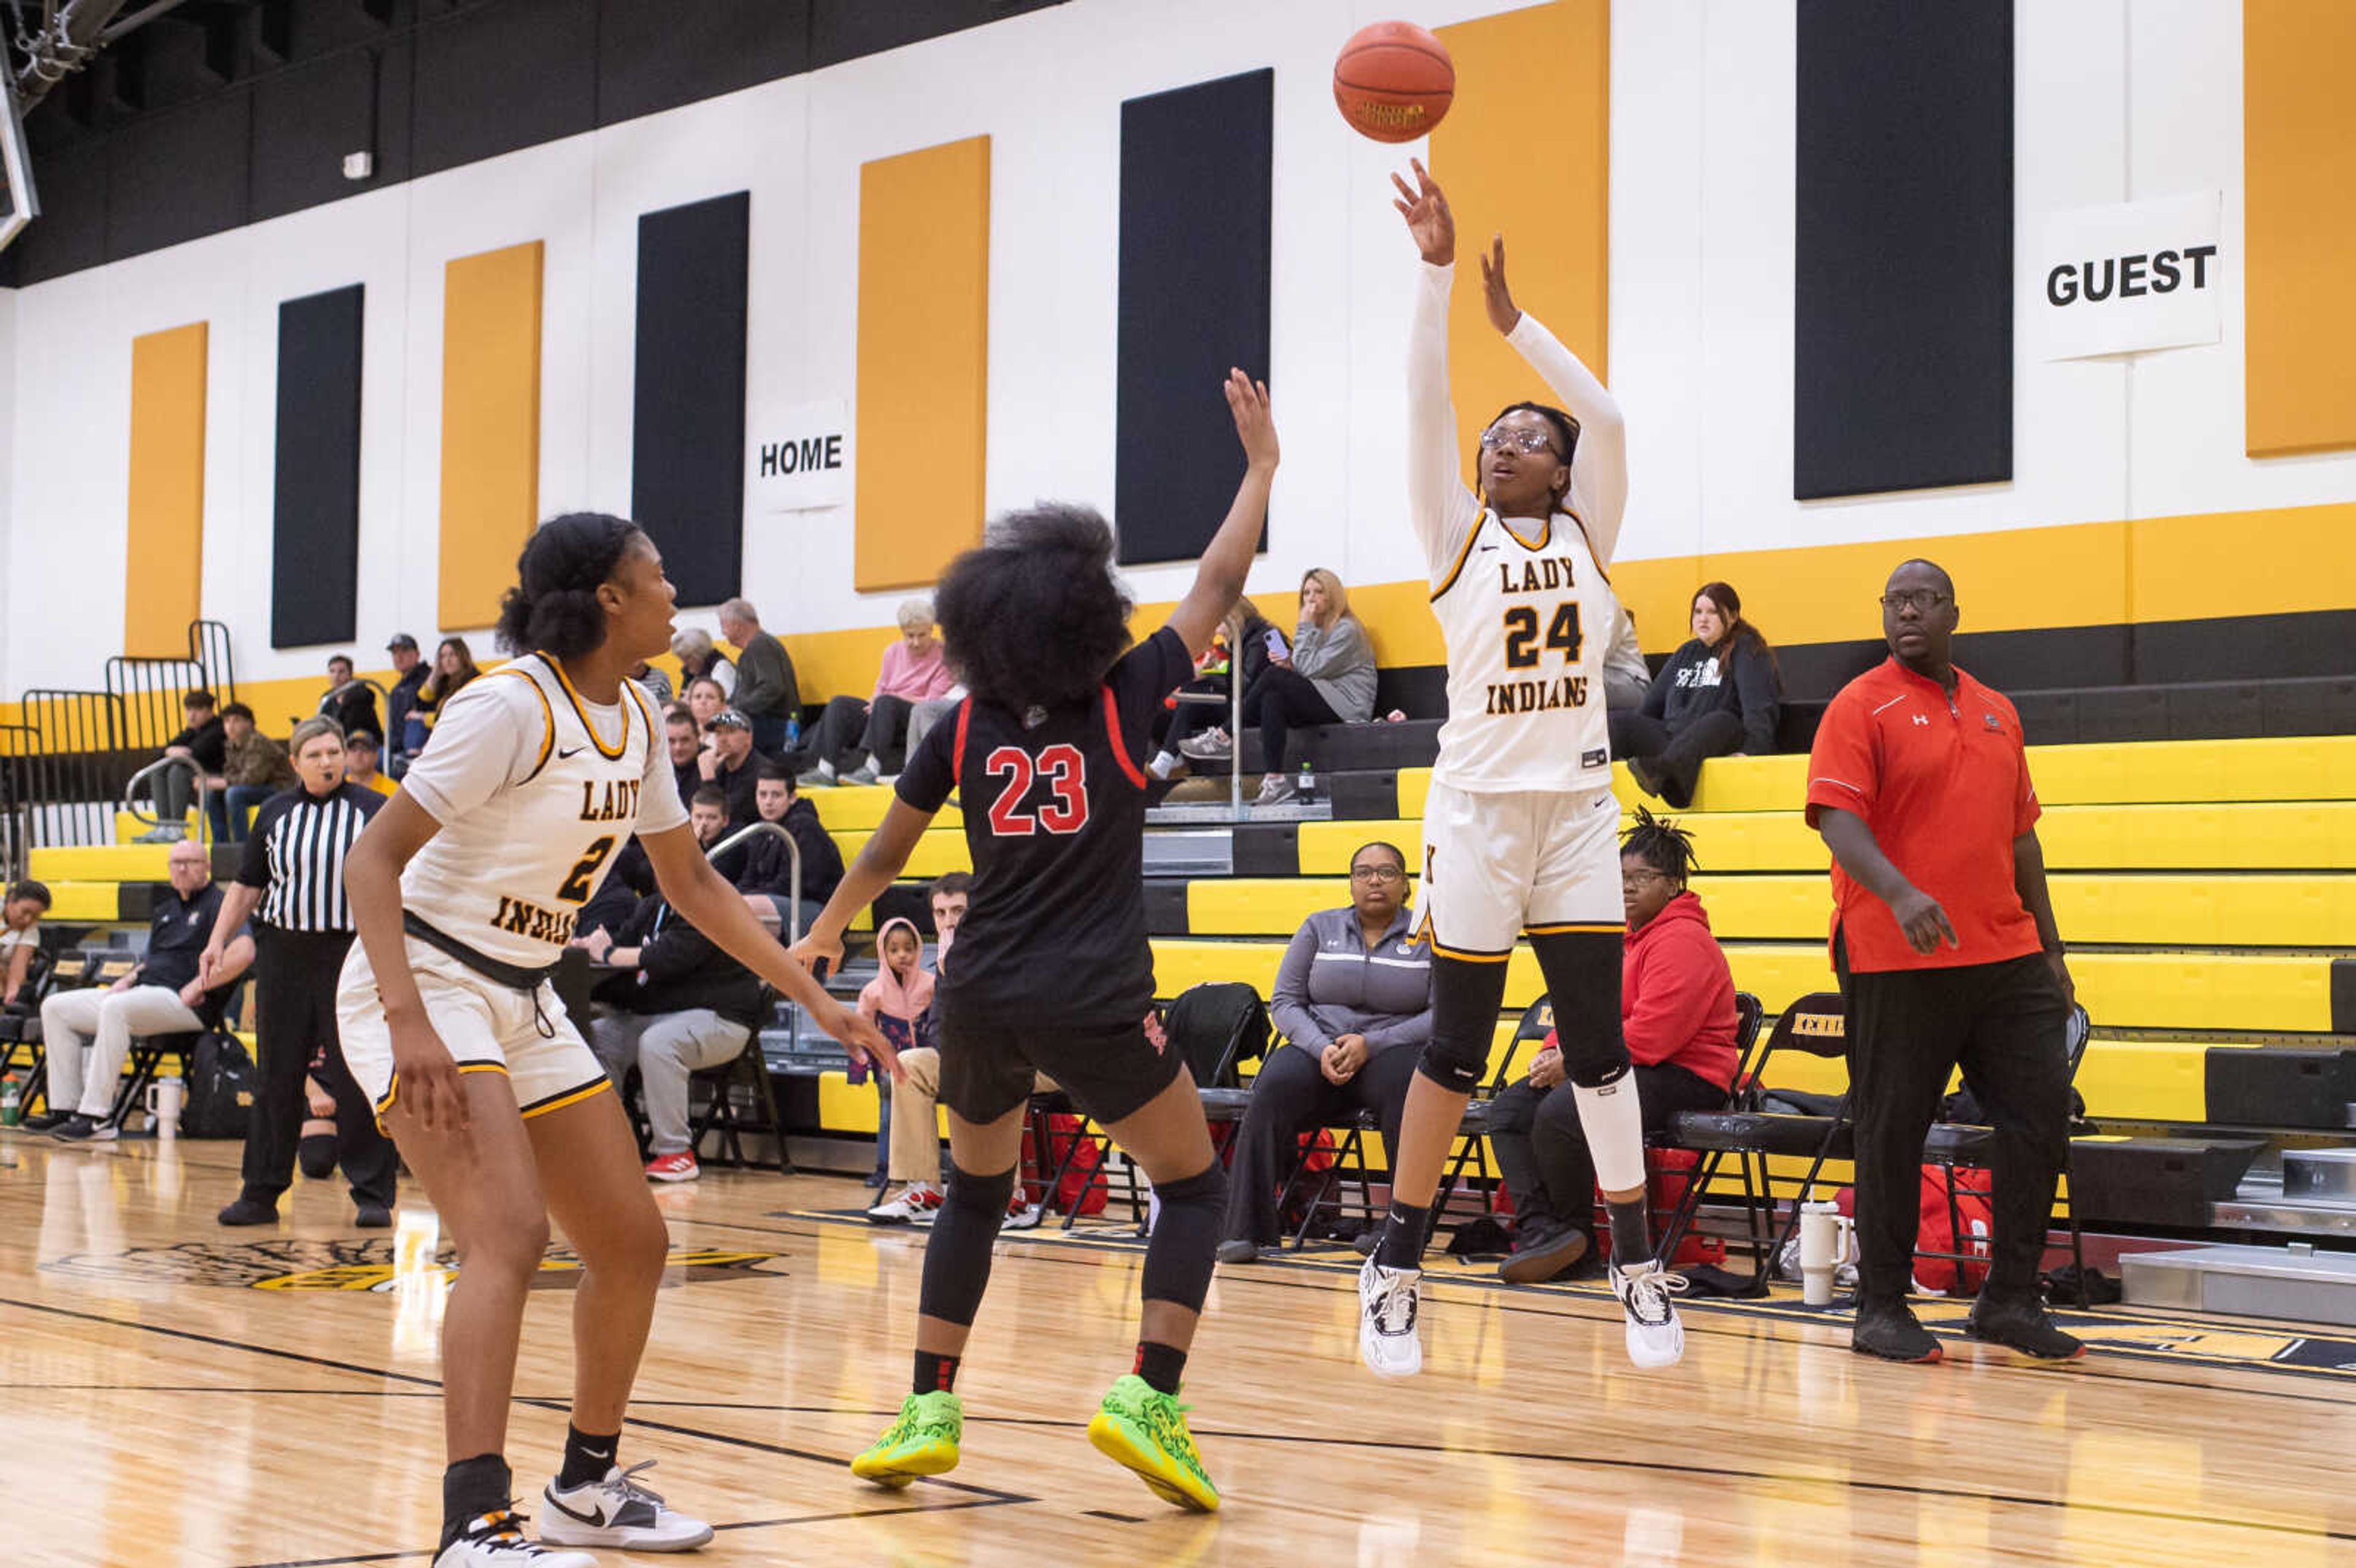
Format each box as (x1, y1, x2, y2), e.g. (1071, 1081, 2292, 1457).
(297, 1132, 337, 1181)
(942, 1158, 1017, 1218)
(1528, 931, 1631, 1088)
(1420, 954, 1511, 1091)
(918, 1159, 1019, 1328)
(1142, 1161, 1226, 1311)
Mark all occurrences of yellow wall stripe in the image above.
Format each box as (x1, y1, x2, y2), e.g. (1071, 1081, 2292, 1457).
(123, 322, 209, 659)
(1431, 0, 1609, 486)
(855, 136, 989, 593)
(438, 242, 544, 631)
(2243, 0, 2356, 456)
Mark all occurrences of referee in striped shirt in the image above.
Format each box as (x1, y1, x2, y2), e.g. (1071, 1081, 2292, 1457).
(203, 717, 398, 1228)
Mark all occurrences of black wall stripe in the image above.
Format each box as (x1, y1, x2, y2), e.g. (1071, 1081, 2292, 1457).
(1793, 1, 2012, 500)
(1113, 69, 1273, 566)
(631, 191, 750, 609)
(270, 283, 365, 650)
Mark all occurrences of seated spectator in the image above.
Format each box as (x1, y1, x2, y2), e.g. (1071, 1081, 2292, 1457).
(402, 637, 480, 759)
(869, 874, 1036, 1231)
(1487, 810, 1740, 1283)
(342, 730, 397, 797)
(857, 917, 936, 1188)
(663, 705, 702, 807)
(1601, 591, 1651, 715)
(1612, 581, 1782, 809)
(31, 839, 255, 1140)
(218, 702, 297, 844)
(583, 887, 765, 1185)
(141, 688, 226, 842)
(629, 658, 674, 707)
(1217, 840, 1431, 1261)
(697, 708, 763, 824)
(717, 597, 803, 755)
(683, 676, 728, 734)
(905, 680, 968, 766)
(317, 653, 381, 743)
(725, 762, 845, 939)
(797, 598, 955, 786)
(671, 627, 736, 698)
(1153, 598, 1288, 780)
(1188, 569, 1377, 805)
(0, 880, 50, 1008)
(380, 634, 426, 777)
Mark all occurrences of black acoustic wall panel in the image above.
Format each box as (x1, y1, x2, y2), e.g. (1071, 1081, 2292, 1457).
(631, 191, 751, 609)
(411, 0, 598, 179)
(596, 0, 811, 126)
(1113, 69, 1274, 566)
(271, 284, 366, 649)
(1793, 1, 2012, 499)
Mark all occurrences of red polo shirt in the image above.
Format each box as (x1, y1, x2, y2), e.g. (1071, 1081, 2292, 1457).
(1804, 658, 2042, 974)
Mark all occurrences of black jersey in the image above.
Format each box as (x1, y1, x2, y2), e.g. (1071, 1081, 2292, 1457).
(896, 625, 1191, 1028)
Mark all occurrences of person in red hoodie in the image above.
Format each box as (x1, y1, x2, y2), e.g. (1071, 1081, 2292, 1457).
(1488, 809, 1738, 1283)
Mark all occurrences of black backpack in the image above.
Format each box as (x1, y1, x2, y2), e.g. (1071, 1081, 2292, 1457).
(1161, 982, 1271, 1090)
(183, 1031, 258, 1139)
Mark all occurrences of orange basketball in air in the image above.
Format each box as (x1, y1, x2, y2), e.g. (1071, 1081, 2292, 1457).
(1333, 21, 1455, 144)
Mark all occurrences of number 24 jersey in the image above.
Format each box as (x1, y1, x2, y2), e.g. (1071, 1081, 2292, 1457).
(895, 625, 1192, 1029)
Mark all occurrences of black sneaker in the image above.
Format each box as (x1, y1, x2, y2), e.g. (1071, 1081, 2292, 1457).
(19, 1110, 67, 1132)
(355, 1203, 394, 1229)
(1215, 1239, 1258, 1266)
(1498, 1224, 1590, 1285)
(50, 1114, 115, 1143)
(1851, 1296, 1942, 1362)
(1964, 1294, 2085, 1360)
(1625, 757, 1666, 799)
(217, 1196, 280, 1226)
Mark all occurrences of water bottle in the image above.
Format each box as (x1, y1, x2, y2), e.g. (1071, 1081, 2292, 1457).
(0, 1074, 19, 1127)
(1296, 759, 1315, 801)
(784, 713, 801, 751)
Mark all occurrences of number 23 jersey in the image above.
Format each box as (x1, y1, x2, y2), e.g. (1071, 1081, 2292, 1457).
(396, 653, 687, 968)
(895, 625, 1192, 1029)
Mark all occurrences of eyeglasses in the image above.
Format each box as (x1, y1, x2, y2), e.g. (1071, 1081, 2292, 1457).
(1478, 427, 1560, 457)
(1350, 865, 1406, 885)
(1621, 868, 1674, 889)
(1879, 590, 1952, 614)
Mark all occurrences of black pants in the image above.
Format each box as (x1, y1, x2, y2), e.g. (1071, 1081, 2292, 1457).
(1840, 945, 2070, 1302)
(1608, 709, 1745, 808)
(791, 695, 870, 774)
(241, 926, 396, 1209)
(1221, 1043, 1420, 1247)
(1487, 1063, 1725, 1239)
(1242, 666, 1342, 775)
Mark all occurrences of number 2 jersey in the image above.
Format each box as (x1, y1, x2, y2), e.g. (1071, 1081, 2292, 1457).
(895, 625, 1193, 1030)
(1408, 259, 1628, 796)
(396, 652, 687, 967)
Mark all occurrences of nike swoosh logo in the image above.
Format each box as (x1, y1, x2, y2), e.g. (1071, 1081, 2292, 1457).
(1476, 544, 1497, 552)
(558, 747, 585, 759)
(544, 1491, 607, 1526)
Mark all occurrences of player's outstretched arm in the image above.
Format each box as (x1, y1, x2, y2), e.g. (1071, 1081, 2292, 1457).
(1393, 158, 1481, 578)
(1165, 369, 1278, 661)
(641, 822, 901, 1077)
(788, 796, 936, 977)
(1479, 232, 1626, 561)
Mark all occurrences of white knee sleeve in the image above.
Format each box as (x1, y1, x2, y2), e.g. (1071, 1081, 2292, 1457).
(1573, 1074, 1649, 1194)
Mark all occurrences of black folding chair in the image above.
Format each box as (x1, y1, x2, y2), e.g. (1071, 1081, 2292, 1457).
(684, 992, 790, 1174)
(1428, 996, 1556, 1226)
(110, 982, 244, 1131)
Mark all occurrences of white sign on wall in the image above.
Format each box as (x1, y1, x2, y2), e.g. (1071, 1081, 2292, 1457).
(747, 398, 852, 512)
(2034, 191, 2222, 361)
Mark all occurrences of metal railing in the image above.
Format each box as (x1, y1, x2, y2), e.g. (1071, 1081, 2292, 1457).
(707, 820, 804, 947)
(119, 754, 211, 841)
(18, 687, 126, 848)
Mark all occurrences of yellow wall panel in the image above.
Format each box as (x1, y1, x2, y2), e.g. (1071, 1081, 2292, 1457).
(124, 323, 209, 658)
(1431, 0, 1610, 488)
(856, 136, 989, 592)
(2244, 0, 2356, 456)
(438, 242, 544, 631)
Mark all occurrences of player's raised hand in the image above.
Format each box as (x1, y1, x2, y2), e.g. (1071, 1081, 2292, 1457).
(820, 999, 903, 1082)
(1224, 368, 1279, 472)
(1477, 232, 1522, 336)
(1390, 157, 1454, 266)
(786, 931, 844, 983)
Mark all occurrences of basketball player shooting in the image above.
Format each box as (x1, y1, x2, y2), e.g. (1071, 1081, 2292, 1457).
(1356, 159, 1685, 1377)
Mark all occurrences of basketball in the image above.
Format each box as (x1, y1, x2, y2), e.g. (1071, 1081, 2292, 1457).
(1333, 21, 1455, 144)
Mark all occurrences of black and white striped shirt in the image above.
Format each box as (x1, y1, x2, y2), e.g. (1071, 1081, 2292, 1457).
(234, 782, 383, 932)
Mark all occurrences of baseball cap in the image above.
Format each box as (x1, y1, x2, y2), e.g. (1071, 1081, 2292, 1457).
(704, 708, 751, 732)
(386, 632, 420, 652)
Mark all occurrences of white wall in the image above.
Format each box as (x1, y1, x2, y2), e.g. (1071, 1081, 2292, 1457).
(3, 0, 2352, 694)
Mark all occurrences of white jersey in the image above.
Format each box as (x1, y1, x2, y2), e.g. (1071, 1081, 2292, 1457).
(396, 654, 688, 967)
(1407, 260, 1627, 794)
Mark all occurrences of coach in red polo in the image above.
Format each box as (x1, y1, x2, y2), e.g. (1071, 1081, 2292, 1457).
(1806, 559, 2080, 1365)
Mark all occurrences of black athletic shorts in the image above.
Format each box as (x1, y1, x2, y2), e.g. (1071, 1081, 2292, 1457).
(937, 1015, 1184, 1127)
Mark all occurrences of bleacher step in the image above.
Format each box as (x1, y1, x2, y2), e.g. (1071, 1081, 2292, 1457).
(2284, 1148, 2356, 1199)
(2122, 1242, 2356, 1326)
(1144, 829, 1232, 877)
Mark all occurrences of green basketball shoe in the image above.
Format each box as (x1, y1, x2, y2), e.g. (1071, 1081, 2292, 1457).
(851, 1389, 963, 1488)
(1086, 1374, 1219, 1512)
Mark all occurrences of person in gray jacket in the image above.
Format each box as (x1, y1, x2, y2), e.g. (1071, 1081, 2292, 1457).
(1249, 568, 1378, 805)
(1611, 580, 1782, 809)
(1218, 841, 1432, 1261)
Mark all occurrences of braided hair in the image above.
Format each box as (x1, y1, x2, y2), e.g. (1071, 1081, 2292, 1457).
(1620, 804, 1699, 884)
(495, 513, 645, 661)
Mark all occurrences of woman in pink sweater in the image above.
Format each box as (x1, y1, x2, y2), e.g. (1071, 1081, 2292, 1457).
(795, 599, 958, 786)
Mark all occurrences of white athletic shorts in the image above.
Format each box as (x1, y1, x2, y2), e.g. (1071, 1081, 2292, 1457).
(337, 936, 608, 1126)
(1412, 780, 1624, 958)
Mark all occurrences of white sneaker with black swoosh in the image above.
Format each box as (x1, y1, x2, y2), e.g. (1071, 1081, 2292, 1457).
(434, 1510, 594, 1567)
(539, 1461, 713, 1551)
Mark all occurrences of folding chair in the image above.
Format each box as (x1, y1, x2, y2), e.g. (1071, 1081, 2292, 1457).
(110, 979, 248, 1131)
(1430, 996, 1556, 1222)
(685, 994, 790, 1174)
(1647, 990, 1766, 1267)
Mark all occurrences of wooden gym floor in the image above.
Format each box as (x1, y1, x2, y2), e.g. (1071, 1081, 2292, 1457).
(6, 1134, 2355, 1567)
